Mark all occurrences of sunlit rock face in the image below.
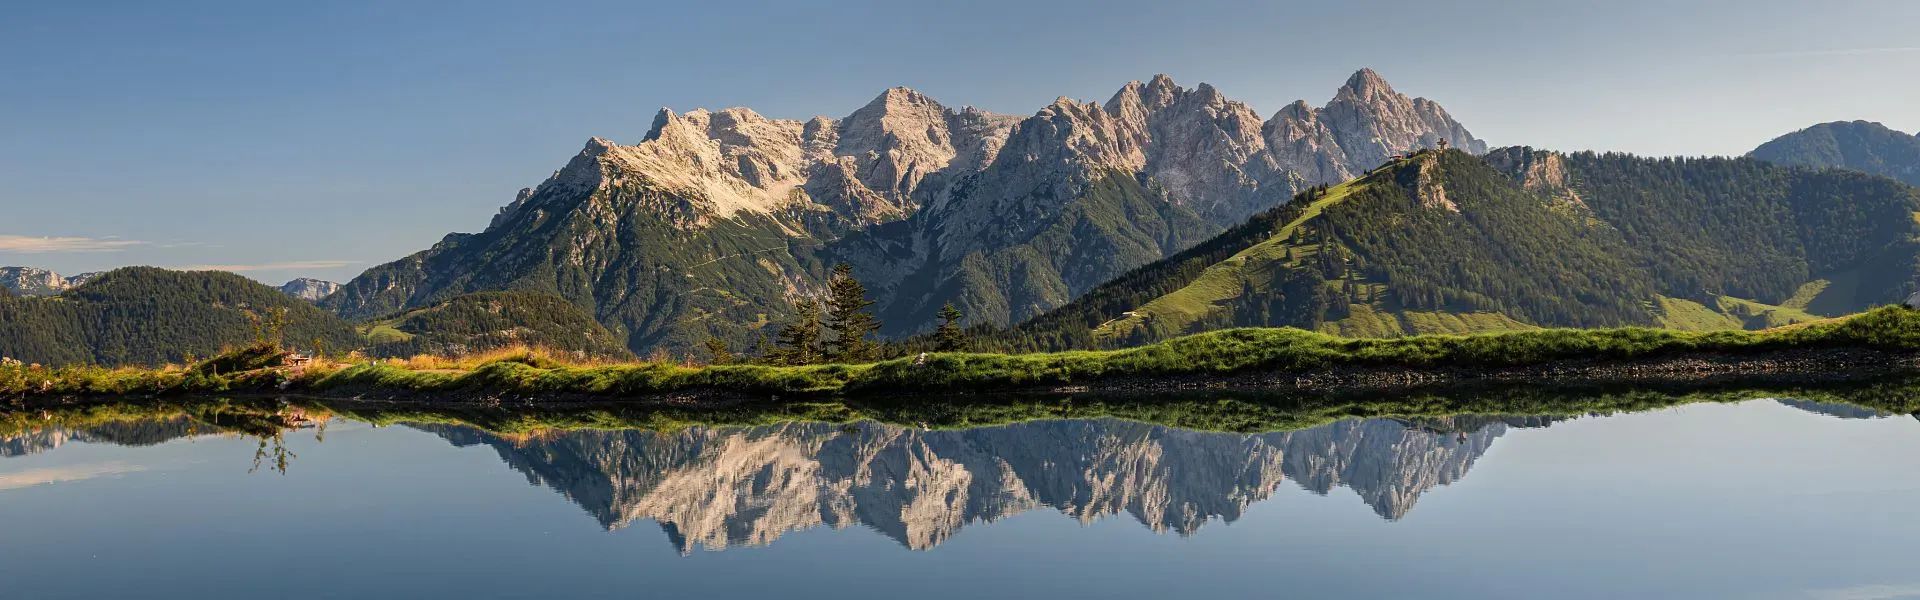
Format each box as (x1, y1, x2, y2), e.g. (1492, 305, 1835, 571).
(0, 267, 75, 297)
(420, 415, 1544, 553)
(279, 278, 341, 302)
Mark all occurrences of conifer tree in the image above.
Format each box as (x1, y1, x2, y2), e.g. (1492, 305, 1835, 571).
(774, 298, 823, 365)
(703, 337, 734, 365)
(823, 264, 879, 362)
(933, 303, 967, 352)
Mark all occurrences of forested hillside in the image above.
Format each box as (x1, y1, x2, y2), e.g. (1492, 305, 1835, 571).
(0, 267, 363, 366)
(1750, 120, 1920, 186)
(1001, 148, 1920, 350)
(362, 291, 634, 360)
(1556, 149, 1920, 312)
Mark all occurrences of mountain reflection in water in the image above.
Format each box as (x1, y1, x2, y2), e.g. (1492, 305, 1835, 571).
(2, 398, 1904, 555)
(418, 415, 1560, 552)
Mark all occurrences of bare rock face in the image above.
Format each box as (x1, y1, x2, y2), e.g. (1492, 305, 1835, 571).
(558, 88, 1025, 231)
(0, 267, 74, 296)
(1484, 146, 1593, 210)
(1410, 152, 1459, 212)
(1105, 77, 1278, 225)
(419, 415, 1546, 553)
(1312, 69, 1487, 171)
(64, 272, 102, 287)
(278, 278, 341, 302)
(505, 68, 1479, 236)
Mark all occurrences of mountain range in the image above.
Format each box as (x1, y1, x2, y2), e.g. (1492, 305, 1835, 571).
(9, 70, 1920, 365)
(319, 69, 1486, 356)
(0, 266, 337, 303)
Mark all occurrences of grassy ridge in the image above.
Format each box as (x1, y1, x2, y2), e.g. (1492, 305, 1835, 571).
(5, 307, 1919, 400)
(1094, 177, 1365, 340)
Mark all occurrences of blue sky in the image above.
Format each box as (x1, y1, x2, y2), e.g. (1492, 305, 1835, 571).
(4, 0, 1917, 284)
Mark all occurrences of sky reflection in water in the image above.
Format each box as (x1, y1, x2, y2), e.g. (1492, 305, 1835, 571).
(3, 399, 1919, 599)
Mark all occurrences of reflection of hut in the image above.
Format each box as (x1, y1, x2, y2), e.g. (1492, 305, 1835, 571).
(283, 352, 314, 372)
(278, 407, 330, 428)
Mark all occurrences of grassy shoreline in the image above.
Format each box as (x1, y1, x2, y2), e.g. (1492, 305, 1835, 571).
(9, 373, 1920, 440)
(6, 307, 1919, 402)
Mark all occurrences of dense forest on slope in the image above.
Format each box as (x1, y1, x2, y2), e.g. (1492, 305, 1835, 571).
(856, 170, 1217, 334)
(1560, 150, 1920, 307)
(0, 268, 363, 366)
(362, 291, 634, 360)
(1750, 120, 1920, 187)
(1000, 149, 1920, 350)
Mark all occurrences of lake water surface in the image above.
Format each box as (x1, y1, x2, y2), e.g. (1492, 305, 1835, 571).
(4, 397, 1920, 599)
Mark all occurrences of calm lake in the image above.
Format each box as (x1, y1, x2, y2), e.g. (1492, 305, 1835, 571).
(5, 396, 1920, 599)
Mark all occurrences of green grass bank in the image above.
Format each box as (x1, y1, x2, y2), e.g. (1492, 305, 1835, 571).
(6, 306, 1920, 402)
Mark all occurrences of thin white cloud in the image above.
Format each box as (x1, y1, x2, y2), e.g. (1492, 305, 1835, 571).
(0, 234, 146, 254)
(177, 260, 358, 272)
(0, 462, 147, 491)
(1737, 47, 1920, 58)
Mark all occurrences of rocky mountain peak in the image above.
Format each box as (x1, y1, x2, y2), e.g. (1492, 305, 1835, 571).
(1103, 80, 1147, 117)
(0, 266, 74, 297)
(279, 278, 341, 302)
(1316, 68, 1487, 170)
(834, 87, 965, 203)
(643, 107, 675, 142)
(1340, 67, 1394, 99)
(1143, 74, 1181, 107)
(862, 86, 940, 111)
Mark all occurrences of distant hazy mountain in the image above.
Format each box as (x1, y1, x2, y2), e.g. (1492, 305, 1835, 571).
(0, 267, 76, 296)
(0, 267, 362, 365)
(278, 278, 340, 302)
(1010, 148, 1920, 348)
(1751, 120, 1920, 186)
(323, 69, 1485, 357)
(419, 415, 1548, 552)
(0, 416, 205, 458)
(1775, 398, 1891, 420)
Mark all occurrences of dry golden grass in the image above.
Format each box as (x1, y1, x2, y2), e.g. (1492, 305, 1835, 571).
(381, 344, 641, 372)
